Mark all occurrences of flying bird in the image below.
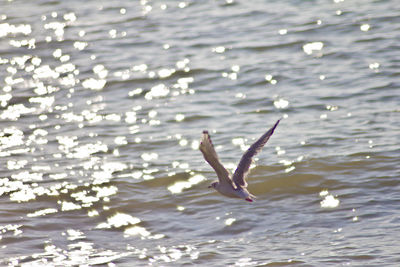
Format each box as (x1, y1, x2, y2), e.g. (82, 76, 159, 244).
(199, 120, 280, 202)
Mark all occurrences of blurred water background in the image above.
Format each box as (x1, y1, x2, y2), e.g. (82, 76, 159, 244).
(0, 0, 399, 266)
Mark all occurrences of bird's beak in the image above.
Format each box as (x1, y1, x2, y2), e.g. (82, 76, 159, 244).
(208, 185, 212, 188)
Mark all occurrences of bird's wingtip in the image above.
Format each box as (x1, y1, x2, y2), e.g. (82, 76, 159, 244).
(273, 119, 281, 128)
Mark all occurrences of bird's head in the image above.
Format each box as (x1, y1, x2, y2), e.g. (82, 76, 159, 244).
(208, 181, 218, 189)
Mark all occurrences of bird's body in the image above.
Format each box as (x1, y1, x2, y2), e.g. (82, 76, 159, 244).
(199, 120, 280, 202)
(213, 182, 255, 201)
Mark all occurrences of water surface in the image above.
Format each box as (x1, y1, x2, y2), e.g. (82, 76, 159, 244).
(0, 0, 399, 266)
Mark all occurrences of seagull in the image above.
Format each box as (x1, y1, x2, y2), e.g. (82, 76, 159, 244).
(199, 120, 280, 202)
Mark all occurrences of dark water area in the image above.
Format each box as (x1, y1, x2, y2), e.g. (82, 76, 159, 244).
(0, 0, 399, 266)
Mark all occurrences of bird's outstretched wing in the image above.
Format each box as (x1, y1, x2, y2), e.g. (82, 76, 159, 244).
(199, 131, 236, 188)
(232, 120, 280, 187)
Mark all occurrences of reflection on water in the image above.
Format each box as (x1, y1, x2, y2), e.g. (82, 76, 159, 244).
(0, 0, 399, 265)
(302, 41, 324, 56)
(168, 174, 205, 194)
(319, 190, 340, 208)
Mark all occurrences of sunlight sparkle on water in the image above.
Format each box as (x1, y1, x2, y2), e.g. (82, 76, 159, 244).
(235, 92, 246, 99)
(29, 96, 55, 108)
(7, 159, 27, 170)
(222, 71, 237, 80)
(158, 68, 175, 78)
(114, 136, 127, 145)
(105, 114, 121, 122)
(279, 29, 288, 35)
(10, 188, 36, 202)
(102, 161, 127, 173)
(225, 218, 236, 226)
(273, 98, 289, 109)
(71, 142, 108, 159)
(360, 24, 370, 32)
(179, 139, 188, 146)
(232, 137, 249, 151)
(63, 12, 77, 22)
(275, 146, 286, 156)
(212, 46, 225, 53)
(236, 258, 258, 266)
(191, 140, 200, 150)
(60, 201, 82, 211)
(88, 210, 99, 217)
(132, 63, 147, 72)
(130, 171, 143, 179)
(177, 206, 185, 211)
(148, 110, 157, 118)
(82, 78, 106, 90)
(0, 23, 32, 37)
(73, 41, 87, 50)
(320, 190, 340, 208)
(93, 64, 108, 79)
(175, 77, 194, 92)
(44, 21, 65, 38)
(124, 226, 151, 238)
(33, 65, 59, 79)
(285, 166, 295, 173)
(176, 58, 189, 69)
(326, 105, 338, 111)
(232, 137, 245, 146)
(369, 62, 380, 71)
(125, 111, 137, 123)
(145, 84, 170, 100)
(172, 161, 190, 170)
(303, 42, 324, 55)
(1, 104, 35, 120)
(168, 174, 206, 194)
(71, 191, 100, 206)
(141, 152, 158, 161)
(0, 93, 12, 107)
(12, 171, 43, 182)
(65, 229, 85, 241)
(55, 62, 75, 74)
(175, 113, 185, 122)
(27, 208, 58, 217)
(96, 213, 140, 229)
(0, 224, 23, 238)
